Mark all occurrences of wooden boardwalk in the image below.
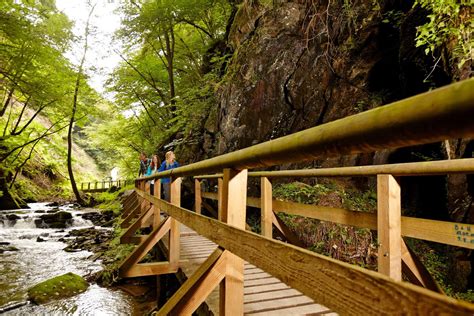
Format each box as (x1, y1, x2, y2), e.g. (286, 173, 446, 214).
(178, 224, 335, 315)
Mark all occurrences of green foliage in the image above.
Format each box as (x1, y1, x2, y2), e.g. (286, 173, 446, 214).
(273, 181, 377, 268)
(273, 182, 331, 204)
(414, 0, 473, 68)
(94, 186, 133, 215)
(81, 0, 233, 177)
(98, 224, 135, 286)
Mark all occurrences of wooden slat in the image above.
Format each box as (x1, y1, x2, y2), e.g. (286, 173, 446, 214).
(121, 203, 148, 228)
(121, 262, 177, 278)
(169, 177, 181, 268)
(248, 303, 333, 316)
(202, 192, 474, 249)
(156, 248, 224, 315)
(217, 177, 223, 221)
(195, 179, 202, 214)
(377, 174, 402, 280)
(153, 180, 161, 229)
(220, 169, 247, 316)
(136, 190, 474, 315)
(272, 212, 305, 248)
(119, 217, 171, 276)
(261, 177, 273, 238)
(401, 239, 443, 293)
(244, 295, 314, 313)
(120, 206, 155, 244)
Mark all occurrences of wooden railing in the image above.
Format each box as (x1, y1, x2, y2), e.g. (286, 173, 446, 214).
(119, 78, 474, 315)
(80, 179, 133, 192)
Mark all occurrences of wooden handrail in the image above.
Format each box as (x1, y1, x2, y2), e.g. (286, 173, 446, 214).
(193, 158, 474, 179)
(136, 189, 474, 315)
(138, 78, 474, 181)
(201, 192, 474, 249)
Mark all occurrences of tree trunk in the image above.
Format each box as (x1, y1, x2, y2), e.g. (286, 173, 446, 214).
(67, 4, 96, 205)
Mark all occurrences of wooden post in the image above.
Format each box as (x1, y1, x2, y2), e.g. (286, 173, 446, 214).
(195, 179, 202, 214)
(169, 177, 181, 268)
(95, 182, 97, 190)
(217, 177, 223, 221)
(144, 181, 151, 213)
(153, 180, 161, 229)
(377, 174, 402, 281)
(88, 182, 90, 190)
(219, 168, 247, 315)
(261, 177, 273, 238)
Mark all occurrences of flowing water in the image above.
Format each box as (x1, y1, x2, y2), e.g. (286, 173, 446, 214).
(0, 203, 136, 315)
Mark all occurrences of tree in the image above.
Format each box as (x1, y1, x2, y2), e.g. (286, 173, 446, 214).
(96, 0, 230, 171)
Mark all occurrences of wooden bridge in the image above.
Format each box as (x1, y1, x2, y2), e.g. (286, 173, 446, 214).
(117, 78, 474, 315)
(80, 179, 133, 193)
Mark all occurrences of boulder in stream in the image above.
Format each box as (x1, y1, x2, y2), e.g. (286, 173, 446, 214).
(27, 272, 89, 304)
(37, 211, 73, 228)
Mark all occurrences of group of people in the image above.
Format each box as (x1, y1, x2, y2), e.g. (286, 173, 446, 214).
(138, 150, 179, 201)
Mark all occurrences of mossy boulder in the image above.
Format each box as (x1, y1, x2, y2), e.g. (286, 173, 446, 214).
(27, 272, 89, 304)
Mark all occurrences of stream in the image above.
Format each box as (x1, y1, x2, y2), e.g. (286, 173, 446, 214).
(0, 202, 136, 315)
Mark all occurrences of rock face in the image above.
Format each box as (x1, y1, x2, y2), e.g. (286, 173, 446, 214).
(178, 0, 473, 293)
(202, 0, 450, 158)
(27, 272, 89, 304)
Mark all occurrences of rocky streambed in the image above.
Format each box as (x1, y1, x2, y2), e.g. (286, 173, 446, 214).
(0, 202, 137, 314)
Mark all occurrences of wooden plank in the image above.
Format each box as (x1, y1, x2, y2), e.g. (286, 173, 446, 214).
(195, 179, 202, 214)
(121, 204, 148, 228)
(244, 288, 302, 302)
(203, 191, 474, 249)
(119, 217, 171, 276)
(156, 248, 224, 315)
(245, 277, 281, 287)
(220, 169, 247, 316)
(169, 177, 181, 268)
(120, 206, 155, 244)
(272, 211, 305, 248)
(261, 177, 273, 238)
(136, 190, 474, 315)
(247, 303, 333, 316)
(377, 174, 401, 281)
(217, 177, 223, 221)
(401, 239, 443, 293)
(244, 283, 290, 295)
(153, 180, 161, 229)
(121, 262, 177, 278)
(244, 295, 314, 313)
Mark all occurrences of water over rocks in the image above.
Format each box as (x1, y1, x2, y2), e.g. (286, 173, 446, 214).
(37, 211, 73, 229)
(63, 227, 113, 254)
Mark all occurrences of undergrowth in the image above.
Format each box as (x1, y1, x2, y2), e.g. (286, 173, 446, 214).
(93, 184, 133, 215)
(273, 181, 378, 270)
(93, 186, 135, 285)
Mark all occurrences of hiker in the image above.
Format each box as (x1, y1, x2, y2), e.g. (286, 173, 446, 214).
(138, 152, 150, 177)
(158, 151, 180, 202)
(146, 154, 160, 195)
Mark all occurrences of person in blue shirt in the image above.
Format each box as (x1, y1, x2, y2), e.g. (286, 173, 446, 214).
(158, 151, 180, 201)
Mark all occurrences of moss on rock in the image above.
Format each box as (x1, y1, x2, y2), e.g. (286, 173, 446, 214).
(27, 272, 89, 304)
